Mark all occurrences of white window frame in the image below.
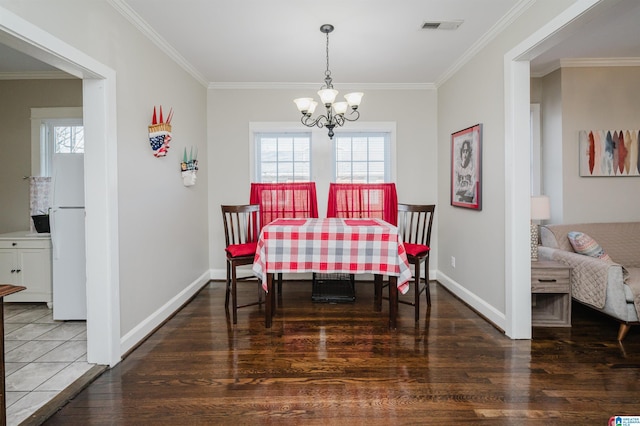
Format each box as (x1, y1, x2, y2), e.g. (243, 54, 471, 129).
(333, 131, 392, 183)
(31, 107, 83, 177)
(254, 131, 312, 183)
(250, 122, 396, 217)
(249, 122, 396, 181)
(530, 103, 541, 195)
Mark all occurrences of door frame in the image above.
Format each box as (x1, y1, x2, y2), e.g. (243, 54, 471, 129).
(0, 7, 121, 366)
(504, 0, 607, 338)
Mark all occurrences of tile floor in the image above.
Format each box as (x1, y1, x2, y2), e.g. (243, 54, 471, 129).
(3, 303, 92, 426)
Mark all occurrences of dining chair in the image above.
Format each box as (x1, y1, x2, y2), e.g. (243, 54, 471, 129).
(221, 204, 262, 324)
(249, 182, 319, 296)
(320, 183, 399, 301)
(326, 182, 398, 225)
(390, 203, 436, 321)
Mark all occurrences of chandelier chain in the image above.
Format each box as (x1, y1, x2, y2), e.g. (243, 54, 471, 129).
(325, 31, 331, 81)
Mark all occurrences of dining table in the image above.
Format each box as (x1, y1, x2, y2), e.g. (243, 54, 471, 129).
(252, 217, 413, 329)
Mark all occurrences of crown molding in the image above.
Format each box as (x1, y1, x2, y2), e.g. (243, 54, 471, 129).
(0, 71, 75, 80)
(531, 57, 640, 78)
(435, 0, 536, 87)
(530, 60, 560, 78)
(107, 0, 208, 87)
(560, 57, 640, 68)
(208, 82, 435, 90)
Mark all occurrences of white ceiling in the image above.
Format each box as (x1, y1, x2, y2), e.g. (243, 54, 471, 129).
(118, 0, 519, 85)
(1, 0, 640, 84)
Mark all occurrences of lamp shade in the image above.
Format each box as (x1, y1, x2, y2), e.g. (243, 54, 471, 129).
(344, 92, 363, 108)
(294, 98, 313, 113)
(531, 195, 551, 221)
(333, 101, 348, 115)
(318, 88, 338, 105)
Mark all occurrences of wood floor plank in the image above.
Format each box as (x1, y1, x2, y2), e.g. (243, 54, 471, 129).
(40, 280, 640, 425)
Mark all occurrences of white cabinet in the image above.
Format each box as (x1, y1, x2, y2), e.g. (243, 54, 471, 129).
(0, 232, 52, 306)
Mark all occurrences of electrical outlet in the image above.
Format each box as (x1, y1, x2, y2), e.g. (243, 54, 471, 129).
(451, 256, 456, 268)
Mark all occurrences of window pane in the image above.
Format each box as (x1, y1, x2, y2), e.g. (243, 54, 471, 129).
(256, 133, 311, 182)
(277, 138, 293, 161)
(293, 138, 310, 161)
(369, 161, 384, 181)
(261, 138, 277, 158)
(352, 139, 368, 161)
(295, 162, 310, 181)
(336, 142, 351, 161)
(261, 162, 277, 182)
(54, 125, 84, 153)
(369, 138, 384, 161)
(278, 162, 293, 181)
(333, 133, 389, 183)
(352, 162, 367, 183)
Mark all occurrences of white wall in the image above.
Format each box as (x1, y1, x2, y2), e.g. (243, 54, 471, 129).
(560, 66, 640, 223)
(0, 1, 209, 345)
(207, 87, 438, 277)
(436, 0, 575, 324)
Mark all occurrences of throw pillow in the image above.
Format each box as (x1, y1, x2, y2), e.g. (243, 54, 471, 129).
(567, 231, 612, 262)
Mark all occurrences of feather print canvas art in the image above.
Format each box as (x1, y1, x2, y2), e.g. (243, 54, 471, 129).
(579, 129, 640, 176)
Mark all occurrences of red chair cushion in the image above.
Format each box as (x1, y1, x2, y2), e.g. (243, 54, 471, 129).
(225, 242, 258, 258)
(404, 243, 430, 257)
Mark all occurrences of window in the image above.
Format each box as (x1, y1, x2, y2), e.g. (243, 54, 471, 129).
(30, 107, 83, 177)
(255, 132, 311, 183)
(530, 103, 541, 195)
(41, 119, 84, 176)
(334, 133, 389, 183)
(251, 122, 396, 215)
(50, 122, 85, 154)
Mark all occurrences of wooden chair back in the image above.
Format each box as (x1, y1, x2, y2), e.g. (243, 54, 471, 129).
(397, 203, 435, 248)
(221, 204, 260, 248)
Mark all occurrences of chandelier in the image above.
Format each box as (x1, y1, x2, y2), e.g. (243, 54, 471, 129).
(294, 24, 363, 139)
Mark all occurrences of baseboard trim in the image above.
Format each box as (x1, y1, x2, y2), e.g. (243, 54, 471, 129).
(120, 271, 210, 356)
(436, 271, 506, 332)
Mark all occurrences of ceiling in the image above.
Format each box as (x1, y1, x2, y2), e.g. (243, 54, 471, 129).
(1, 0, 640, 84)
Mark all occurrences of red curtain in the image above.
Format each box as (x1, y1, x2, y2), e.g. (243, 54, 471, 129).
(250, 182, 319, 228)
(326, 183, 398, 226)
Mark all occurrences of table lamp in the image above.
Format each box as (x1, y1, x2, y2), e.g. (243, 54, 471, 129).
(531, 195, 550, 261)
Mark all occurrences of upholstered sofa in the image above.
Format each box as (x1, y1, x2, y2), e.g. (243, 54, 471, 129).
(538, 222, 640, 340)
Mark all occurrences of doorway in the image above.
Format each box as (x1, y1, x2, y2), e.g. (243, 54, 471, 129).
(0, 7, 120, 366)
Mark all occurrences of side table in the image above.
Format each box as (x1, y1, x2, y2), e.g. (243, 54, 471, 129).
(531, 260, 572, 327)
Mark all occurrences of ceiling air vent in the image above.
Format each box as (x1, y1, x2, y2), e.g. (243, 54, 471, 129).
(421, 20, 463, 30)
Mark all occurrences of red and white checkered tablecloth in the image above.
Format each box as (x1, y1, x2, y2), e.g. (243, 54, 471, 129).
(252, 218, 412, 294)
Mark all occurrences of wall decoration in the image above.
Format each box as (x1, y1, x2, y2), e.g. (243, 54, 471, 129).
(181, 146, 198, 187)
(451, 124, 482, 210)
(148, 106, 173, 157)
(579, 130, 640, 176)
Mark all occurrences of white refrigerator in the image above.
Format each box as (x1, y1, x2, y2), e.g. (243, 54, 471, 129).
(51, 153, 87, 320)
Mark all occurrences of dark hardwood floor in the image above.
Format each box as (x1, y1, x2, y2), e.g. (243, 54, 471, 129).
(40, 279, 640, 425)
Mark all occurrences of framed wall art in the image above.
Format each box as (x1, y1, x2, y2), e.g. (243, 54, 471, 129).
(451, 124, 482, 210)
(579, 130, 640, 176)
